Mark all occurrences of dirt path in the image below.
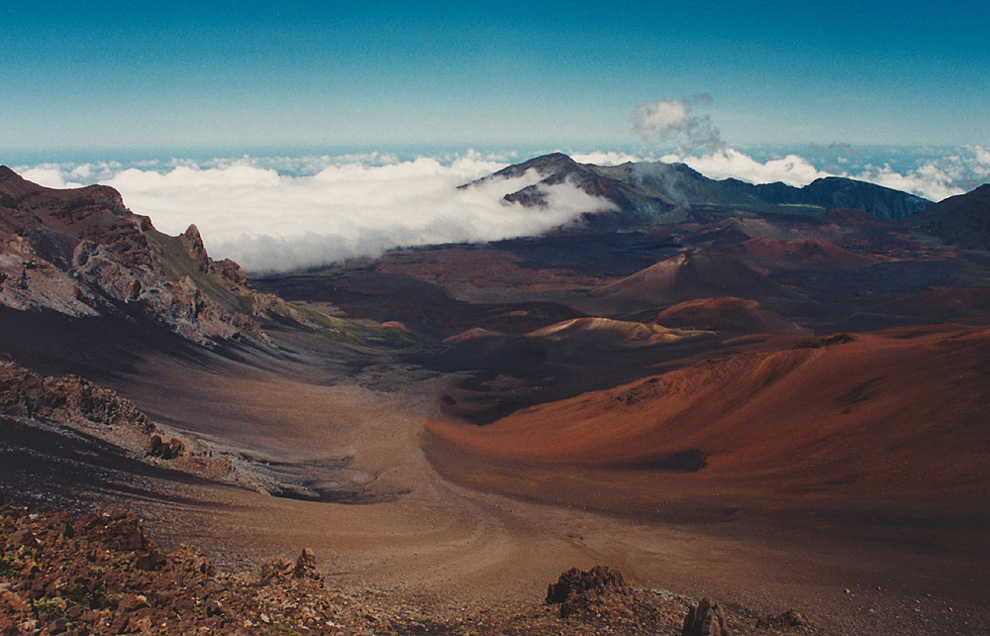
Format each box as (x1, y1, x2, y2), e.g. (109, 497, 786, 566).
(95, 346, 988, 636)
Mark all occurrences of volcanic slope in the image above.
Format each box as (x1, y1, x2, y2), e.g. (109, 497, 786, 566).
(738, 237, 878, 271)
(427, 323, 990, 506)
(910, 183, 990, 249)
(593, 251, 791, 312)
(653, 297, 809, 335)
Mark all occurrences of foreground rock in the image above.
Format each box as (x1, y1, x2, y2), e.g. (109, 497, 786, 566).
(0, 504, 825, 635)
(682, 597, 730, 635)
(546, 565, 631, 618)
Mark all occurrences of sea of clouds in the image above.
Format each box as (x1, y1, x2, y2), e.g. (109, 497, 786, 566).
(14, 142, 990, 273)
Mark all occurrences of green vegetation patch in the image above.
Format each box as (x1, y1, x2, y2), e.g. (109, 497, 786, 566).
(291, 304, 422, 349)
(144, 229, 252, 313)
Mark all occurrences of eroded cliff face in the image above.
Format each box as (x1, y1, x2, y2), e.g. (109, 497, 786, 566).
(0, 166, 312, 346)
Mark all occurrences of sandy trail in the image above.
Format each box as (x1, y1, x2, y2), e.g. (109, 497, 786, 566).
(94, 343, 988, 636)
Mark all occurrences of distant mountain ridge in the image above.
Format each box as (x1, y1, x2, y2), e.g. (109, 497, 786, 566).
(464, 153, 932, 222)
(909, 183, 990, 249)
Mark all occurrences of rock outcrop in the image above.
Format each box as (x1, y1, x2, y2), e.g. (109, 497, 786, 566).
(0, 359, 153, 433)
(0, 166, 314, 346)
(546, 565, 632, 618)
(0, 359, 235, 480)
(682, 597, 730, 636)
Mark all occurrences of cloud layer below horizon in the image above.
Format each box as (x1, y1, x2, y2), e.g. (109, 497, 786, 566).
(20, 152, 617, 272)
(16, 145, 989, 273)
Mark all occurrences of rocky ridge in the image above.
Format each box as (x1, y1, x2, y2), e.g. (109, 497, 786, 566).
(0, 359, 233, 481)
(462, 153, 932, 222)
(0, 166, 314, 346)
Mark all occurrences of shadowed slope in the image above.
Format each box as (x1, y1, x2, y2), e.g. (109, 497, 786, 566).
(911, 183, 990, 249)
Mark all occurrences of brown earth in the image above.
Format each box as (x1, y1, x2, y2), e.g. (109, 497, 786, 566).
(879, 286, 990, 322)
(427, 324, 990, 502)
(739, 237, 878, 271)
(5, 319, 985, 635)
(654, 297, 810, 335)
(596, 251, 791, 311)
(4, 169, 990, 636)
(0, 505, 825, 636)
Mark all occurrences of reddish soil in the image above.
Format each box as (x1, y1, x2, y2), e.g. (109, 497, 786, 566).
(427, 324, 990, 503)
(378, 247, 600, 291)
(879, 286, 990, 319)
(740, 237, 878, 271)
(654, 296, 809, 335)
(597, 252, 789, 309)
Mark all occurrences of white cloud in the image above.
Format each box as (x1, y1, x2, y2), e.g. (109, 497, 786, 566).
(633, 100, 689, 139)
(974, 145, 990, 167)
(662, 148, 829, 187)
(850, 162, 964, 201)
(18, 166, 85, 189)
(95, 154, 612, 272)
(656, 145, 990, 201)
(14, 144, 989, 276)
(570, 150, 644, 166)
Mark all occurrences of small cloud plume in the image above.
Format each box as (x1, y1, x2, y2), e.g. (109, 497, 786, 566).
(627, 162, 690, 209)
(633, 96, 723, 151)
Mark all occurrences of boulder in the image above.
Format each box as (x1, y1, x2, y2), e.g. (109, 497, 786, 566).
(682, 597, 729, 636)
(260, 555, 295, 582)
(546, 565, 630, 618)
(294, 548, 321, 580)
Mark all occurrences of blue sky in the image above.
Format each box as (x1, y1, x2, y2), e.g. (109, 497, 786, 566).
(1, 1, 988, 152)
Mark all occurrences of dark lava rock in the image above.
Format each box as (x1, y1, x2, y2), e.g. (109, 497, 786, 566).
(756, 609, 806, 629)
(794, 333, 855, 349)
(546, 565, 630, 618)
(146, 434, 185, 460)
(682, 597, 730, 636)
(261, 555, 296, 582)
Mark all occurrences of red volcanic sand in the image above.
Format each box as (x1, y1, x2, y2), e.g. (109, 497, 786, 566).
(526, 317, 707, 346)
(379, 247, 598, 289)
(597, 252, 786, 306)
(654, 296, 809, 336)
(443, 327, 507, 344)
(741, 237, 877, 270)
(880, 286, 990, 316)
(428, 324, 990, 503)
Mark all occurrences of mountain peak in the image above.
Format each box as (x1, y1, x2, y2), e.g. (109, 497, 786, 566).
(463, 154, 934, 223)
(482, 152, 582, 182)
